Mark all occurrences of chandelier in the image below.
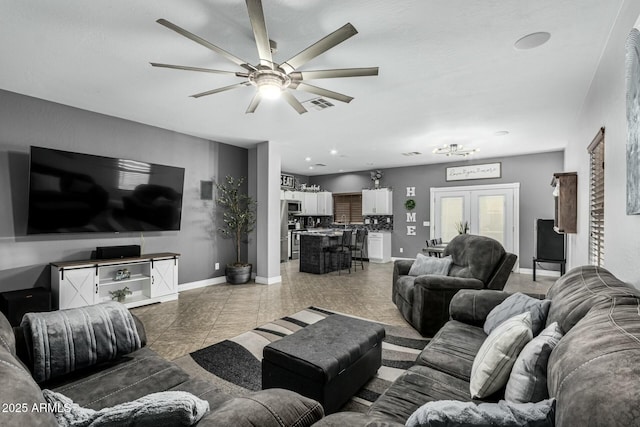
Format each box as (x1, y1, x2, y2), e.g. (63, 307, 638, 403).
(432, 143, 478, 157)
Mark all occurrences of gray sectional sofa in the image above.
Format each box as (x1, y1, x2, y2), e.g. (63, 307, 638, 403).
(5, 264, 640, 426)
(0, 308, 324, 426)
(317, 265, 640, 427)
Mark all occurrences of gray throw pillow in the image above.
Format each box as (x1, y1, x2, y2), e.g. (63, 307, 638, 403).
(406, 398, 556, 427)
(408, 253, 453, 277)
(484, 293, 551, 336)
(505, 322, 563, 403)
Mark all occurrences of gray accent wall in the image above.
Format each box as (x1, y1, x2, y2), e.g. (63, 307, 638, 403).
(0, 89, 247, 291)
(310, 151, 564, 269)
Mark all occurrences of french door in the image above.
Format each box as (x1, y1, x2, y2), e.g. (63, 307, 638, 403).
(430, 183, 519, 268)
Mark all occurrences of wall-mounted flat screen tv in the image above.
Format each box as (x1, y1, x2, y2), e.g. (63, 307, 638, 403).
(27, 146, 185, 234)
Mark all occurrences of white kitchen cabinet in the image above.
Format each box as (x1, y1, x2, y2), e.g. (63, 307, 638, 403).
(367, 232, 391, 263)
(51, 253, 179, 310)
(303, 193, 317, 215)
(362, 188, 393, 215)
(316, 191, 333, 215)
(281, 190, 296, 200)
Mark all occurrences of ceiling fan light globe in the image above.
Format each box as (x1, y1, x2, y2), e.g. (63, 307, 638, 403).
(259, 83, 282, 99)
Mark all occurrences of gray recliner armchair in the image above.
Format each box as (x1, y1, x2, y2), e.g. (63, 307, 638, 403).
(393, 234, 517, 336)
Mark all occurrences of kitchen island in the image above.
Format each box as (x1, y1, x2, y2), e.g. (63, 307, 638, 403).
(299, 230, 351, 274)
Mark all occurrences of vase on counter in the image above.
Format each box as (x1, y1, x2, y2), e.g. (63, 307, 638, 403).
(374, 179, 380, 189)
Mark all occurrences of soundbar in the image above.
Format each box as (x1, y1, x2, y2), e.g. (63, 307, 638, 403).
(95, 245, 141, 260)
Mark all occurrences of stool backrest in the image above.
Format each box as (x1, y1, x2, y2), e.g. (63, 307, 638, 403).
(340, 230, 353, 247)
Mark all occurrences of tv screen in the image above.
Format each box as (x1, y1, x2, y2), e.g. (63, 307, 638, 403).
(27, 146, 185, 234)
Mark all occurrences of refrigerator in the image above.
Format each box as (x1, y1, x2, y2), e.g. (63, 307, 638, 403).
(280, 200, 288, 262)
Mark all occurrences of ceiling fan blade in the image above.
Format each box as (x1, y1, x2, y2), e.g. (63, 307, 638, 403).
(291, 82, 353, 103)
(150, 63, 243, 76)
(190, 82, 252, 98)
(281, 91, 308, 114)
(290, 67, 379, 80)
(156, 19, 256, 71)
(245, 92, 262, 113)
(279, 23, 358, 74)
(245, 0, 273, 69)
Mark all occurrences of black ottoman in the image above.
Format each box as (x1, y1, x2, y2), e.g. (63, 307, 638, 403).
(262, 314, 385, 414)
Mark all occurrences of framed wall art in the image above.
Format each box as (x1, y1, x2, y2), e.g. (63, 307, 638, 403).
(446, 162, 501, 182)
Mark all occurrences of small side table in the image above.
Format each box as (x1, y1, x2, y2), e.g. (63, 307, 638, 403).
(532, 258, 566, 281)
(0, 287, 52, 326)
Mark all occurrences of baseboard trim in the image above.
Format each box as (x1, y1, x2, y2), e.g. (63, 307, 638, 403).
(255, 275, 282, 285)
(178, 276, 226, 292)
(391, 256, 414, 262)
(519, 268, 561, 278)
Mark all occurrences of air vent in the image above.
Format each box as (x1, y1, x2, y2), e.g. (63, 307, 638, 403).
(402, 152, 422, 156)
(301, 97, 335, 111)
(314, 163, 327, 167)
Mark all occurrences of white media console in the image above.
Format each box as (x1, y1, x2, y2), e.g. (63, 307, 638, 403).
(51, 253, 179, 310)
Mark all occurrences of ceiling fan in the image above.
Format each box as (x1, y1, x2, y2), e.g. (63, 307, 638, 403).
(151, 0, 379, 114)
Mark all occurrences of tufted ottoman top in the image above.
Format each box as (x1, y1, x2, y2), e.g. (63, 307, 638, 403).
(263, 314, 386, 384)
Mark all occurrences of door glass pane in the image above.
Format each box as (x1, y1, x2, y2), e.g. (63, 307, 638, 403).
(440, 197, 464, 242)
(478, 195, 505, 245)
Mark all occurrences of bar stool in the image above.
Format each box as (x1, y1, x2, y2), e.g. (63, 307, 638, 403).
(326, 230, 352, 275)
(350, 229, 368, 271)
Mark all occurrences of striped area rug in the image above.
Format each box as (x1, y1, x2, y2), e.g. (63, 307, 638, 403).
(179, 307, 429, 413)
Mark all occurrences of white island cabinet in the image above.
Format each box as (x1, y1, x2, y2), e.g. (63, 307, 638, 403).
(51, 253, 179, 310)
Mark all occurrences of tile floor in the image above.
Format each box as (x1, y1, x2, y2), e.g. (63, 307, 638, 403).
(131, 260, 556, 361)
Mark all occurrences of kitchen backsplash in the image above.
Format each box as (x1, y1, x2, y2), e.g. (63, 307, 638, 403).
(363, 215, 393, 231)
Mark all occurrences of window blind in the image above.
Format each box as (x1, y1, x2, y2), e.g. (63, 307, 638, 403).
(333, 193, 363, 223)
(588, 127, 605, 267)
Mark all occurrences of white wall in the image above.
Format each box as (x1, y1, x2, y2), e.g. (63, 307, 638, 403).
(565, 0, 640, 286)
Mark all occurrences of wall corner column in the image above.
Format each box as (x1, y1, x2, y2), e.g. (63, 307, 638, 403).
(251, 141, 282, 284)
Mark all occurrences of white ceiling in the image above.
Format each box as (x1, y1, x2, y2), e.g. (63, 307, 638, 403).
(0, 0, 624, 175)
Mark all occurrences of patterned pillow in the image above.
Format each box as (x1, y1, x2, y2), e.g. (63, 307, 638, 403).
(470, 312, 533, 399)
(408, 254, 453, 277)
(505, 322, 563, 403)
(484, 293, 551, 336)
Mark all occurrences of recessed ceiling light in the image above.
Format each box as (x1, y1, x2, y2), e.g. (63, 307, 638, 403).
(494, 130, 509, 136)
(339, 169, 344, 172)
(305, 157, 311, 162)
(309, 166, 314, 170)
(514, 32, 551, 50)
(330, 149, 338, 155)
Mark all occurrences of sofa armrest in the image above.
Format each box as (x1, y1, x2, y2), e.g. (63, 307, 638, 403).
(410, 276, 484, 336)
(414, 275, 484, 291)
(449, 289, 512, 327)
(393, 260, 414, 280)
(392, 260, 415, 304)
(312, 412, 405, 427)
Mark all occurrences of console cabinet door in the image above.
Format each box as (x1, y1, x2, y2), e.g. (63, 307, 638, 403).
(55, 267, 97, 309)
(150, 258, 178, 298)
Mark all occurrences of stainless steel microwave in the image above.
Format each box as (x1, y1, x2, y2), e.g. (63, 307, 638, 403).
(287, 200, 302, 213)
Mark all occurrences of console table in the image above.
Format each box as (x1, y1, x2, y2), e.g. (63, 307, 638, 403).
(51, 253, 179, 310)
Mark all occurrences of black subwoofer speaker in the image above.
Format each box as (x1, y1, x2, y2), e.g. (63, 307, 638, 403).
(535, 219, 565, 261)
(95, 245, 141, 260)
(0, 287, 52, 326)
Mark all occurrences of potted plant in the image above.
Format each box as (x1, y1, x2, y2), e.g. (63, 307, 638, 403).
(455, 221, 469, 234)
(109, 287, 132, 303)
(216, 175, 257, 284)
